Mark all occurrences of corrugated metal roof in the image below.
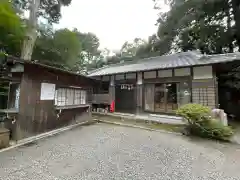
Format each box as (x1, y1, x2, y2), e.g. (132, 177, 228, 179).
(88, 51, 240, 77)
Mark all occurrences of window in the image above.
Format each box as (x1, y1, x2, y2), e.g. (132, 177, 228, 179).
(8, 83, 20, 109)
(55, 88, 87, 106)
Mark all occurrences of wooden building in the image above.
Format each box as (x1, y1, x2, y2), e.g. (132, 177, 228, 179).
(89, 51, 240, 116)
(1, 51, 240, 141)
(0, 57, 96, 141)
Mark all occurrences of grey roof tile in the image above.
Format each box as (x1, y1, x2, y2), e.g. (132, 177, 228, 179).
(88, 51, 240, 77)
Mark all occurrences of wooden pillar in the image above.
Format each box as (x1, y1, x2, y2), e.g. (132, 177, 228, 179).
(136, 72, 143, 114)
(86, 87, 93, 115)
(109, 75, 115, 104)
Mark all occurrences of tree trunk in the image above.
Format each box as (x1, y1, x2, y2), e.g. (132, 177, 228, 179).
(226, 1, 234, 53)
(232, 0, 240, 52)
(21, 0, 40, 60)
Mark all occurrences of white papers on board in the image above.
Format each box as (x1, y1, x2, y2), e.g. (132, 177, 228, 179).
(40, 83, 56, 100)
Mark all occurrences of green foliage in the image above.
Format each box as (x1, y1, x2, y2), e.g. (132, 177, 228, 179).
(120, 38, 146, 58)
(198, 120, 234, 141)
(53, 29, 81, 66)
(176, 104, 234, 141)
(31, 26, 104, 73)
(32, 28, 82, 69)
(0, 0, 24, 57)
(0, 1, 21, 32)
(176, 104, 211, 124)
(13, 0, 72, 24)
(152, 0, 240, 54)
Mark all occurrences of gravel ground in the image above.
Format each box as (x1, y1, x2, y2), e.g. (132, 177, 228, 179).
(0, 123, 240, 180)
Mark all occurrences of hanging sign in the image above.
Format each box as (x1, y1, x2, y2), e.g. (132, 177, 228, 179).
(40, 83, 56, 100)
(120, 84, 134, 90)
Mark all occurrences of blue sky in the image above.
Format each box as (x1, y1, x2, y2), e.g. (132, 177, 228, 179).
(56, 0, 169, 51)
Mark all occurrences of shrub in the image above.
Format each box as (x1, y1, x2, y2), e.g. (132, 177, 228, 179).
(176, 104, 234, 141)
(200, 120, 234, 141)
(176, 103, 211, 125)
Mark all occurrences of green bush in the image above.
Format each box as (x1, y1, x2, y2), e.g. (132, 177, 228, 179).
(176, 104, 234, 141)
(176, 103, 211, 124)
(200, 120, 234, 141)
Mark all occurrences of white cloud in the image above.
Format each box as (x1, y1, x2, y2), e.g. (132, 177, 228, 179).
(55, 0, 162, 50)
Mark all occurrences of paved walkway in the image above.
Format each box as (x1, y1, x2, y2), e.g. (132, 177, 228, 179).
(0, 123, 240, 179)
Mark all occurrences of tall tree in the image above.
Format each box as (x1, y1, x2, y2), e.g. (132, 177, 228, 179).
(73, 31, 101, 72)
(20, 0, 72, 60)
(75, 31, 100, 62)
(0, 0, 24, 57)
(120, 38, 146, 58)
(153, 0, 240, 54)
(32, 28, 81, 69)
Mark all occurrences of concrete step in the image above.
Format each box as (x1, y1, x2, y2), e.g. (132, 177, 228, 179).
(93, 112, 185, 125)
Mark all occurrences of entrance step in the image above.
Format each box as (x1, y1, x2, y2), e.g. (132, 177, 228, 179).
(93, 112, 185, 125)
(149, 114, 183, 120)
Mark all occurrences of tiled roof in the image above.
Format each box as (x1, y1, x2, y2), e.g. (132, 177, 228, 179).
(87, 51, 240, 77)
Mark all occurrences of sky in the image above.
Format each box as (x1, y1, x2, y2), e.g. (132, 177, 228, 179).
(56, 0, 169, 51)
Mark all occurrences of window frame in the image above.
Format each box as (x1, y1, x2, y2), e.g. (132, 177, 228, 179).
(55, 87, 87, 107)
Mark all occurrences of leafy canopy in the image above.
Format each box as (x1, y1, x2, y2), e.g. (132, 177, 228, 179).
(0, 0, 24, 56)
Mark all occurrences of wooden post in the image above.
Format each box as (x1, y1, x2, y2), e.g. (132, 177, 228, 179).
(109, 75, 115, 108)
(136, 72, 143, 114)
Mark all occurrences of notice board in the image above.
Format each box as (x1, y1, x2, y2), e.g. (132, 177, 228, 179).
(40, 83, 56, 100)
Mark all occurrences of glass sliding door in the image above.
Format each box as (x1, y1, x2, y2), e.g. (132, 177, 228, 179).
(154, 83, 178, 113)
(144, 84, 155, 112)
(166, 83, 178, 113)
(154, 84, 166, 112)
(177, 82, 191, 107)
(145, 81, 191, 113)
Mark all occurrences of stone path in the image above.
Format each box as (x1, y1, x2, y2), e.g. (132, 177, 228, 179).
(0, 123, 240, 180)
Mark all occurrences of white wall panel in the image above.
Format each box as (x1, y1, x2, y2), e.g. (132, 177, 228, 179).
(174, 68, 191, 76)
(193, 66, 213, 79)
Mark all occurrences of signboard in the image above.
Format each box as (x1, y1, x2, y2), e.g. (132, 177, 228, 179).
(120, 84, 134, 90)
(40, 83, 56, 100)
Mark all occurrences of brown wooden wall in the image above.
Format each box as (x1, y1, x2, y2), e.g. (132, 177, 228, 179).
(16, 64, 94, 140)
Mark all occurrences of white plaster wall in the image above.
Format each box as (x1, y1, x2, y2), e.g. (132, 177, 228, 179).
(102, 76, 110, 81)
(158, 70, 172, 77)
(126, 73, 136, 79)
(144, 71, 156, 79)
(115, 74, 125, 80)
(193, 66, 213, 79)
(174, 68, 191, 76)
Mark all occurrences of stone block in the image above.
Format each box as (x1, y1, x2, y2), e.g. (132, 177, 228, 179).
(0, 128, 10, 149)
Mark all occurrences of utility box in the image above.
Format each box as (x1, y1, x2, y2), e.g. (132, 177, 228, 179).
(0, 128, 10, 149)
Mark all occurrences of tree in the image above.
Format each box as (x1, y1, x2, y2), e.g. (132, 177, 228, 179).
(20, 0, 72, 60)
(120, 38, 146, 58)
(73, 31, 101, 72)
(53, 29, 81, 67)
(75, 31, 100, 62)
(0, 0, 24, 57)
(153, 0, 240, 54)
(32, 28, 81, 69)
